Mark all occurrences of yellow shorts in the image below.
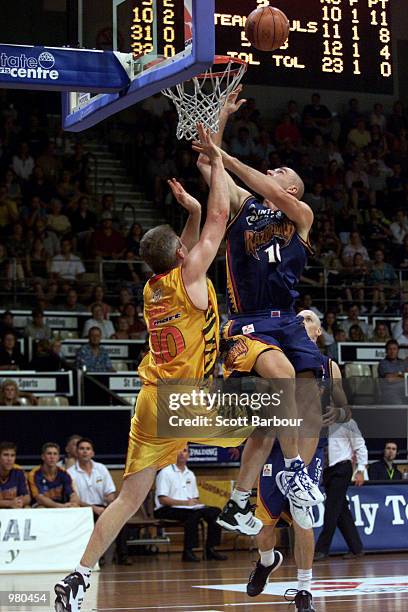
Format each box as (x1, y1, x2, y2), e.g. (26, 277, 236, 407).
(124, 386, 253, 478)
(255, 489, 292, 528)
(221, 328, 281, 379)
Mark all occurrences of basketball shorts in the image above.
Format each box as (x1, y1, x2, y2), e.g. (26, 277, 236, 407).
(256, 441, 324, 527)
(222, 312, 322, 377)
(124, 386, 253, 478)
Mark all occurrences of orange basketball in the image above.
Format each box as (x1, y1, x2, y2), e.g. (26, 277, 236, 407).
(245, 6, 290, 52)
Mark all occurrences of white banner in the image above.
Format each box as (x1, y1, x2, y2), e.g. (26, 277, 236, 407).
(0, 508, 94, 573)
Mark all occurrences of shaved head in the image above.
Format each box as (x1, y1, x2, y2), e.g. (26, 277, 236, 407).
(298, 309, 321, 342)
(267, 167, 305, 200)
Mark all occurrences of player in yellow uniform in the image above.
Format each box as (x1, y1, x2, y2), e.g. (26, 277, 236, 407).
(54, 125, 251, 612)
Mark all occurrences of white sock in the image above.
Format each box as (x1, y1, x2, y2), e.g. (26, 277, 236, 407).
(259, 548, 275, 567)
(298, 568, 312, 593)
(75, 564, 92, 585)
(231, 488, 251, 509)
(284, 455, 302, 469)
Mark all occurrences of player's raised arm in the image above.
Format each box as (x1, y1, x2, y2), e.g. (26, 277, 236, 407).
(196, 86, 250, 215)
(182, 125, 229, 299)
(322, 360, 352, 426)
(168, 178, 201, 251)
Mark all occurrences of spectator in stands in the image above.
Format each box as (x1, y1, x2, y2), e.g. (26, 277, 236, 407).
(65, 142, 89, 182)
(28, 442, 79, 508)
(47, 199, 71, 236)
(370, 103, 387, 133)
(112, 316, 131, 340)
(68, 437, 131, 564)
(230, 127, 256, 162)
(0, 311, 20, 338)
(390, 209, 408, 245)
(69, 195, 97, 236)
(25, 165, 55, 204)
(58, 288, 85, 312)
(0, 379, 37, 405)
(342, 232, 370, 267)
(24, 309, 52, 341)
(298, 294, 323, 318)
(368, 441, 403, 481)
(29, 338, 69, 372)
(395, 316, 408, 346)
(0, 183, 18, 235)
(370, 322, 391, 343)
(343, 253, 369, 309)
(12, 141, 34, 181)
(327, 329, 347, 361)
(365, 207, 390, 249)
(378, 340, 408, 404)
(50, 238, 85, 283)
(4, 168, 22, 202)
(345, 160, 369, 206)
(33, 218, 60, 258)
(304, 182, 326, 214)
(348, 324, 366, 342)
(321, 312, 339, 347)
(369, 250, 398, 313)
(389, 101, 408, 136)
(348, 118, 371, 150)
(57, 170, 77, 204)
(89, 284, 111, 319)
(126, 223, 144, 256)
(123, 302, 147, 340)
(82, 304, 115, 339)
(0, 332, 28, 370)
(0, 441, 30, 508)
(303, 92, 332, 134)
(91, 212, 126, 260)
(275, 113, 301, 147)
(154, 447, 228, 562)
(392, 303, 408, 339)
(76, 327, 115, 372)
(27, 237, 50, 287)
(37, 142, 62, 183)
(59, 434, 82, 470)
(254, 130, 276, 163)
(22, 195, 47, 229)
(117, 287, 133, 313)
(341, 304, 370, 337)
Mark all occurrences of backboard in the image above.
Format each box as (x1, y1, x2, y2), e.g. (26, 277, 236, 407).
(62, 0, 214, 132)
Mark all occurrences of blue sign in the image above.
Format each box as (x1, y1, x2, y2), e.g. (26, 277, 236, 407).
(187, 443, 242, 465)
(0, 45, 129, 92)
(313, 484, 408, 552)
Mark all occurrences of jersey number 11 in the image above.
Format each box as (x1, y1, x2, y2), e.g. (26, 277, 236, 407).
(265, 243, 282, 263)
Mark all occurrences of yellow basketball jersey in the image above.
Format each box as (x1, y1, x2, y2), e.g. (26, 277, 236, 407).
(138, 266, 219, 386)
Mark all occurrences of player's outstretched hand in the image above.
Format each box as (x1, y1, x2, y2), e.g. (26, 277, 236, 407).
(221, 84, 247, 116)
(192, 123, 222, 162)
(168, 178, 201, 214)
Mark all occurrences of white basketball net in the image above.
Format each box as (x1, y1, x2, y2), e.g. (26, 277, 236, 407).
(162, 58, 247, 141)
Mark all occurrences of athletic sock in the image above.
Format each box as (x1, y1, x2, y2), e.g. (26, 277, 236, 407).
(231, 488, 251, 509)
(75, 564, 92, 585)
(297, 568, 312, 593)
(284, 455, 302, 469)
(259, 548, 275, 567)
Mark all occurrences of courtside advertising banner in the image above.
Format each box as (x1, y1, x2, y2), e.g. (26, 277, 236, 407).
(313, 484, 408, 552)
(0, 508, 94, 572)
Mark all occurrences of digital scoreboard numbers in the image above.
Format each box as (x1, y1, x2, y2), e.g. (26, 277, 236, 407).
(215, 0, 393, 93)
(131, 0, 394, 94)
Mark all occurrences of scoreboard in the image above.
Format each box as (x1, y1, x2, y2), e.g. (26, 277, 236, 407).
(131, 0, 394, 94)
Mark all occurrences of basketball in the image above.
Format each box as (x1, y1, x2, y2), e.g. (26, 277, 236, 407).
(245, 6, 290, 52)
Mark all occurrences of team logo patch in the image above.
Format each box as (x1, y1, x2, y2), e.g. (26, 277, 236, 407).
(152, 288, 162, 303)
(223, 337, 248, 370)
(242, 324, 255, 335)
(262, 464, 273, 477)
(196, 576, 408, 597)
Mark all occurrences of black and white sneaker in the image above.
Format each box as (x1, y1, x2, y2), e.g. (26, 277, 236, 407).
(216, 499, 262, 535)
(54, 572, 89, 612)
(276, 460, 324, 507)
(246, 551, 284, 597)
(284, 589, 315, 611)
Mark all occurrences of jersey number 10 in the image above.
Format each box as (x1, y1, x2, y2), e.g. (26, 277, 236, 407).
(265, 243, 282, 263)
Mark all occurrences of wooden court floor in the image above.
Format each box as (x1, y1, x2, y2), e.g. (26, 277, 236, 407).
(4, 551, 408, 611)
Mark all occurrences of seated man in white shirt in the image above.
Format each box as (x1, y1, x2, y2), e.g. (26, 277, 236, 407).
(68, 437, 130, 565)
(154, 447, 228, 562)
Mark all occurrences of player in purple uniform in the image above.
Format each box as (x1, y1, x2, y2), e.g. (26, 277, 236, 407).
(195, 88, 324, 534)
(0, 441, 30, 508)
(246, 310, 350, 612)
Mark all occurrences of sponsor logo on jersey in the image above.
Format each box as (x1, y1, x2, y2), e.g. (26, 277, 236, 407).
(242, 324, 255, 335)
(152, 313, 181, 327)
(152, 288, 162, 303)
(262, 464, 273, 477)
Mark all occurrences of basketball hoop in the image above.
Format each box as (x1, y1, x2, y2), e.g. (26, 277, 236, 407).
(162, 55, 248, 141)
